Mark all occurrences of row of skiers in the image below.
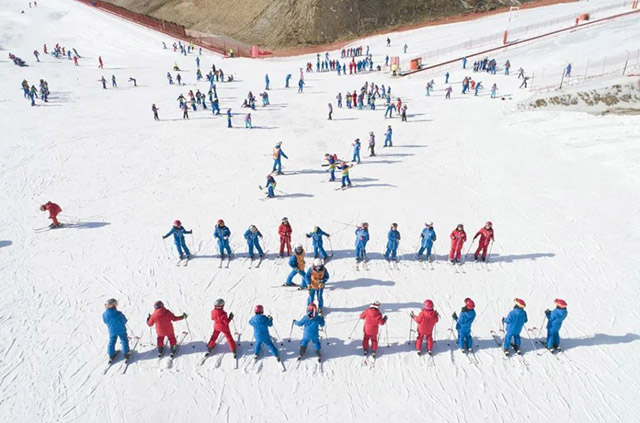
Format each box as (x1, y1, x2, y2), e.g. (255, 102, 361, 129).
(21, 79, 49, 106)
(160, 218, 495, 264)
(102, 296, 568, 362)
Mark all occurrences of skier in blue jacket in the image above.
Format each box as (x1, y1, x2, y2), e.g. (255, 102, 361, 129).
(265, 74, 270, 90)
(102, 298, 130, 360)
(355, 222, 370, 263)
(503, 298, 528, 354)
(306, 226, 330, 260)
(249, 305, 280, 360)
(285, 74, 292, 88)
(417, 222, 437, 262)
(383, 223, 401, 261)
(286, 244, 306, 286)
(162, 220, 192, 258)
(243, 225, 264, 258)
(214, 219, 232, 258)
(293, 303, 325, 360)
(545, 299, 568, 352)
(452, 298, 476, 353)
(384, 125, 393, 147)
(272, 142, 288, 174)
(303, 258, 329, 310)
(352, 138, 361, 163)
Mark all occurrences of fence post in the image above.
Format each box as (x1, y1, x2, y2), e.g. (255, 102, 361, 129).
(559, 69, 565, 89)
(601, 57, 607, 75)
(622, 60, 628, 75)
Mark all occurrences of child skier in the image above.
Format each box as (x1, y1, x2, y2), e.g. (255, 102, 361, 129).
(355, 222, 369, 263)
(278, 217, 292, 257)
(206, 299, 237, 357)
(102, 298, 130, 360)
(449, 224, 467, 264)
(162, 220, 192, 259)
(545, 299, 568, 352)
(40, 201, 62, 228)
(360, 301, 387, 357)
(286, 244, 305, 286)
(147, 301, 187, 356)
(411, 300, 439, 355)
(352, 138, 361, 163)
(339, 161, 353, 188)
(214, 219, 232, 258)
(304, 258, 329, 312)
(151, 104, 159, 121)
(473, 221, 494, 261)
(418, 222, 437, 262)
(243, 225, 265, 259)
(368, 132, 375, 157)
(383, 223, 401, 261)
(265, 174, 276, 198)
(249, 305, 280, 361)
(293, 303, 325, 360)
(272, 141, 288, 174)
(502, 298, 528, 355)
(324, 153, 337, 182)
(384, 125, 393, 147)
(306, 226, 330, 260)
(452, 298, 476, 353)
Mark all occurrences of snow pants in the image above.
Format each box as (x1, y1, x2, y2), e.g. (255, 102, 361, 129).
(417, 243, 433, 258)
(416, 332, 434, 352)
(329, 168, 335, 181)
(546, 330, 560, 349)
(248, 241, 264, 257)
(363, 332, 379, 351)
(267, 186, 274, 197)
(458, 330, 472, 350)
(254, 336, 279, 357)
(449, 246, 463, 261)
(355, 244, 367, 261)
(286, 269, 304, 286)
(474, 243, 489, 260)
(384, 241, 399, 260)
(208, 328, 237, 352)
(108, 332, 130, 356)
(307, 288, 324, 309)
(48, 214, 60, 226)
(157, 334, 177, 348)
(301, 334, 321, 351)
(218, 240, 232, 256)
(279, 236, 291, 256)
(503, 332, 521, 350)
(175, 239, 191, 257)
(384, 135, 392, 146)
(352, 151, 360, 163)
(313, 243, 328, 259)
(272, 158, 282, 173)
(341, 175, 351, 187)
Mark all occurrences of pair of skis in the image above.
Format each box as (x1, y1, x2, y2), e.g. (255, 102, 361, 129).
(355, 259, 369, 271)
(103, 336, 140, 375)
(490, 329, 529, 366)
(219, 254, 232, 268)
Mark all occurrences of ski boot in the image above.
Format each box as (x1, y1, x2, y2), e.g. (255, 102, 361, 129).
(427, 350, 433, 356)
(372, 351, 377, 359)
(253, 354, 259, 361)
(503, 349, 509, 356)
(363, 349, 369, 356)
(124, 351, 131, 361)
(109, 351, 119, 361)
(276, 355, 281, 362)
(170, 345, 178, 356)
(157, 346, 164, 357)
(232, 350, 237, 359)
(297, 346, 307, 361)
(416, 351, 422, 356)
(316, 350, 322, 362)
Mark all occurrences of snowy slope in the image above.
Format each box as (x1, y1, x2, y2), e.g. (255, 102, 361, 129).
(1, 0, 640, 422)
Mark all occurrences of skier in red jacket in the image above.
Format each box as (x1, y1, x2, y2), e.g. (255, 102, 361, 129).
(278, 217, 293, 257)
(206, 299, 237, 358)
(147, 301, 186, 356)
(360, 301, 387, 357)
(473, 221, 494, 261)
(40, 201, 62, 228)
(411, 299, 439, 355)
(449, 224, 467, 264)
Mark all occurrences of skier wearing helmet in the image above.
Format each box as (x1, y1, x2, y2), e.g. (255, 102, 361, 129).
(214, 219, 232, 259)
(417, 222, 437, 262)
(243, 225, 264, 259)
(272, 141, 288, 175)
(102, 298, 130, 360)
(285, 244, 306, 287)
(40, 201, 62, 228)
(303, 259, 330, 311)
(360, 301, 387, 357)
(293, 303, 326, 361)
(502, 298, 528, 355)
(147, 301, 187, 356)
(248, 305, 280, 361)
(265, 174, 276, 198)
(355, 222, 370, 263)
(449, 224, 467, 264)
(383, 223, 401, 262)
(206, 299, 237, 357)
(278, 217, 293, 257)
(452, 298, 476, 353)
(306, 226, 330, 260)
(411, 299, 439, 355)
(162, 220, 192, 258)
(473, 221, 494, 262)
(545, 299, 568, 352)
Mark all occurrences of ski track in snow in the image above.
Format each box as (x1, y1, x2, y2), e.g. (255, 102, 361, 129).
(1, 0, 640, 421)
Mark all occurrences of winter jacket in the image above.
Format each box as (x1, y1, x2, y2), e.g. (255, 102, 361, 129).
(214, 226, 231, 242)
(413, 309, 439, 335)
(450, 229, 467, 250)
(278, 223, 292, 240)
(44, 201, 61, 218)
(164, 226, 191, 243)
(273, 147, 288, 160)
(249, 314, 273, 341)
(307, 228, 328, 246)
(546, 308, 567, 333)
(420, 228, 437, 248)
(456, 308, 476, 334)
(295, 314, 325, 339)
(103, 308, 127, 336)
(211, 308, 232, 332)
(244, 229, 263, 246)
(504, 308, 528, 335)
(474, 227, 494, 247)
(289, 251, 305, 270)
(355, 228, 369, 248)
(360, 307, 386, 336)
(147, 307, 184, 337)
(386, 229, 401, 248)
(305, 267, 329, 289)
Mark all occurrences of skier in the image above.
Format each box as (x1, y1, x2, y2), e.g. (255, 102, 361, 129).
(151, 104, 159, 121)
(285, 73, 292, 88)
(383, 223, 401, 262)
(355, 222, 369, 263)
(272, 141, 288, 175)
(519, 76, 530, 89)
(98, 56, 104, 69)
(445, 86, 452, 99)
(102, 298, 130, 360)
(338, 161, 353, 188)
(264, 174, 276, 198)
(491, 83, 498, 99)
(214, 219, 232, 258)
(328, 103, 333, 120)
(449, 224, 467, 264)
(565, 63, 572, 77)
(226, 108, 232, 127)
(368, 132, 375, 157)
(243, 225, 265, 258)
(411, 299, 439, 355)
(383, 125, 393, 147)
(182, 103, 189, 120)
(452, 297, 476, 353)
(352, 138, 361, 163)
(40, 201, 62, 228)
(360, 301, 387, 357)
(473, 221, 494, 262)
(33, 49, 40, 62)
(297, 78, 305, 93)
(445, 71, 450, 84)
(265, 74, 270, 90)
(325, 153, 337, 182)
(248, 305, 280, 360)
(304, 258, 329, 311)
(147, 301, 187, 356)
(502, 298, 528, 355)
(545, 299, 568, 352)
(100, 76, 107, 89)
(278, 217, 292, 257)
(306, 226, 330, 260)
(286, 244, 305, 286)
(111, 75, 117, 88)
(417, 221, 437, 262)
(206, 299, 237, 357)
(162, 220, 192, 259)
(293, 303, 325, 360)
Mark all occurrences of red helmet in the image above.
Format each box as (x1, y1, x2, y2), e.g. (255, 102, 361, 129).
(254, 304, 264, 314)
(174, 220, 181, 226)
(464, 298, 475, 309)
(217, 219, 224, 225)
(514, 298, 526, 308)
(485, 221, 493, 227)
(423, 299, 434, 310)
(554, 299, 567, 309)
(307, 303, 317, 317)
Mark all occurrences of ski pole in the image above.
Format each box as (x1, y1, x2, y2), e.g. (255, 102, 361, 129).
(328, 237, 334, 256)
(385, 322, 390, 348)
(407, 315, 414, 344)
(523, 324, 538, 351)
(464, 239, 475, 260)
(536, 316, 547, 339)
(324, 322, 330, 345)
(184, 313, 191, 334)
(125, 324, 138, 339)
(162, 237, 172, 259)
(287, 320, 294, 343)
(272, 321, 284, 346)
(348, 319, 361, 339)
(332, 220, 357, 227)
(486, 240, 494, 263)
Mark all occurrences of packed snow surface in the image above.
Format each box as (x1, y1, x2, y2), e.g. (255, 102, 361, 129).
(1, 0, 639, 422)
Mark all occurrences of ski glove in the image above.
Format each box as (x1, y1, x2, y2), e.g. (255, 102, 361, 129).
(292, 319, 297, 324)
(182, 313, 188, 319)
(383, 315, 388, 322)
(229, 312, 234, 320)
(267, 315, 272, 320)
(501, 317, 505, 324)
(544, 309, 551, 316)
(410, 311, 415, 318)
(147, 313, 151, 322)
(452, 312, 458, 321)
